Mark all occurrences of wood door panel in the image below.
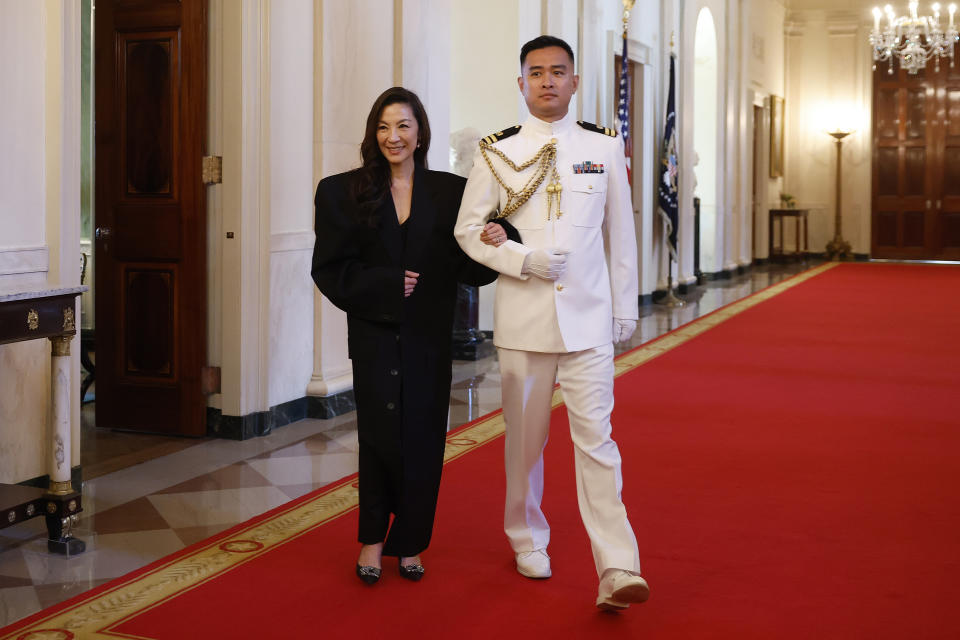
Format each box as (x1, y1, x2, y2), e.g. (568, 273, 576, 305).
(875, 148, 899, 195)
(875, 88, 899, 139)
(938, 77, 960, 258)
(114, 205, 182, 260)
(122, 266, 176, 379)
(95, 0, 206, 436)
(944, 148, 960, 194)
(876, 211, 898, 246)
(903, 147, 926, 195)
(904, 88, 927, 140)
(902, 211, 926, 246)
(100, 385, 181, 435)
(114, 2, 181, 28)
(121, 34, 178, 197)
(942, 213, 960, 248)
(946, 89, 960, 136)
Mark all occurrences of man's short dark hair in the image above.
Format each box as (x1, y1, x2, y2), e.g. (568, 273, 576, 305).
(520, 35, 575, 68)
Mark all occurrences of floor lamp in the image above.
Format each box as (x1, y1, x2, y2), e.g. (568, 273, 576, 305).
(825, 130, 853, 260)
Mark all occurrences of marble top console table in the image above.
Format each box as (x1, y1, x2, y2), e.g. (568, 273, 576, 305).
(0, 285, 87, 554)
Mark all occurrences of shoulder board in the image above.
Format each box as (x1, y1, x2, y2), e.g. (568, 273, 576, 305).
(481, 125, 521, 145)
(577, 121, 617, 137)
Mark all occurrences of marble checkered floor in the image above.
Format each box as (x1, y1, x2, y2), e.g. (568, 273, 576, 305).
(0, 261, 819, 628)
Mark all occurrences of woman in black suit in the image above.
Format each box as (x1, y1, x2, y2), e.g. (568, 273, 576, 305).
(311, 87, 510, 584)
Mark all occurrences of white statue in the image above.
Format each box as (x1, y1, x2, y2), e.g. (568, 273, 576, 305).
(449, 127, 482, 178)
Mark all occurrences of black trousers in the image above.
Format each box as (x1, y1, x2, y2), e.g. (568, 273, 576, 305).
(352, 352, 446, 557)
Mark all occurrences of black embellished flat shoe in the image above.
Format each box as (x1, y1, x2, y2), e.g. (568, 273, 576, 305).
(356, 564, 381, 585)
(398, 558, 425, 582)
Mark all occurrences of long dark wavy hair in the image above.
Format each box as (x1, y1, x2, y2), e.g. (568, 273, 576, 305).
(352, 87, 431, 227)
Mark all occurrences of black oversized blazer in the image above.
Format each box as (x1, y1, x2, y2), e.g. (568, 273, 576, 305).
(311, 165, 496, 456)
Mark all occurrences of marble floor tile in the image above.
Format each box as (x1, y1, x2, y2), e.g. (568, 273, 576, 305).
(247, 434, 354, 460)
(84, 496, 170, 535)
(170, 524, 233, 547)
(246, 452, 359, 486)
(19, 530, 185, 584)
(33, 578, 113, 610)
(0, 586, 41, 627)
(146, 487, 292, 529)
(275, 482, 339, 501)
(153, 461, 273, 494)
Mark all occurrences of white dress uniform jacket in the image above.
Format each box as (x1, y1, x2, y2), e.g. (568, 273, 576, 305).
(455, 110, 638, 353)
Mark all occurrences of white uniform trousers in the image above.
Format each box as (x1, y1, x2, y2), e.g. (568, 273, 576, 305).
(498, 343, 641, 577)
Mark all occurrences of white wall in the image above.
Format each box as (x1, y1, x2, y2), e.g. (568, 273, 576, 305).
(746, 0, 787, 259)
(450, 0, 526, 331)
(0, 0, 82, 482)
(307, 0, 398, 398)
(0, 2, 47, 261)
(785, 9, 872, 255)
(678, 0, 730, 283)
(694, 8, 720, 273)
(268, 0, 315, 407)
(450, 0, 521, 138)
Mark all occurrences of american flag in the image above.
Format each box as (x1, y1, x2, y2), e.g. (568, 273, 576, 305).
(617, 34, 631, 184)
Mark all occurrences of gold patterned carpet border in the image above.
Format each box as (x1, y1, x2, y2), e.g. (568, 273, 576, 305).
(2, 262, 838, 640)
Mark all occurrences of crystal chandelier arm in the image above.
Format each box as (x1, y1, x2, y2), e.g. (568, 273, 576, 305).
(870, 2, 960, 73)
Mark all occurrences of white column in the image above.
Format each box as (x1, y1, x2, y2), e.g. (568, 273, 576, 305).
(308, 0, 396, 399)
(307, 291, 353, 397)
(48, 335, 74, 494)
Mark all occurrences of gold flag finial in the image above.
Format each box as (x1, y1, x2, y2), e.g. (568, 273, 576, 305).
(622, 0, 636, 35)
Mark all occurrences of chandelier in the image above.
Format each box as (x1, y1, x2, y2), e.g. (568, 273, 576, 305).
(870, 2, 960, 74)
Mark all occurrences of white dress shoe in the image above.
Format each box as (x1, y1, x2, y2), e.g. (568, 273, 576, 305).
(596, 570, 650, 611)
(515, 549, 552, 578)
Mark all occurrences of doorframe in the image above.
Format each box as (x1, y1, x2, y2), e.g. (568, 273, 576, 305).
(213, 0, 273, 419)
(610, 33, 657, 296)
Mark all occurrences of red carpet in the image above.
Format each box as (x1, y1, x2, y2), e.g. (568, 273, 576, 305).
(4, 263, 959, 639)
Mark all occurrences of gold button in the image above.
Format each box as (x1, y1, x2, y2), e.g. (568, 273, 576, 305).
(556, 284, 564, 291)
(588, 185, 593, 189)
(550, 137, 557, 144)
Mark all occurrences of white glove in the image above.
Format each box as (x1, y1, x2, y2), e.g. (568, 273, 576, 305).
(522, 249, 569, 281)
(612, 318, 637, 344)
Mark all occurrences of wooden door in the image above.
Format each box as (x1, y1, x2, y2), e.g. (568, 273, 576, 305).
(872, 63, 960, 259)
(936, 63, 960, 259)
(94, 0, 207, 435)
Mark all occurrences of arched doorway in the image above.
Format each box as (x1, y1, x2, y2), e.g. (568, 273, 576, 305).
(694, 8, 719, 275)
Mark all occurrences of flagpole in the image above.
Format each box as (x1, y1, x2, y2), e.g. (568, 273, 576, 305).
(658, 221, 685, 307)
(657, 33, 685, 308)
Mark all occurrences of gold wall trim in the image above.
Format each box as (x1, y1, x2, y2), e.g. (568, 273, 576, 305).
(1, 263, 839, 640)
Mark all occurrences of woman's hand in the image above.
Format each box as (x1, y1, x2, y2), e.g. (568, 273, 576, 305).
(404, 270, 419, 297)
(480, 222, 508, 247)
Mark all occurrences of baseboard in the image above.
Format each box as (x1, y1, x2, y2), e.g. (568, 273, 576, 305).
(701, 269, 733, 281)
(805, 252, 869, 262)
(207, 389, 357, 441)
(652, 285, 690, 298)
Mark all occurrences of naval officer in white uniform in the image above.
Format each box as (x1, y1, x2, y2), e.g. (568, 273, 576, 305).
(454, 35, 649, 611)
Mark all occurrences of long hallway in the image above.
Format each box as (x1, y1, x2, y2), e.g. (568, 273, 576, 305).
(0, 261, 819, 627)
